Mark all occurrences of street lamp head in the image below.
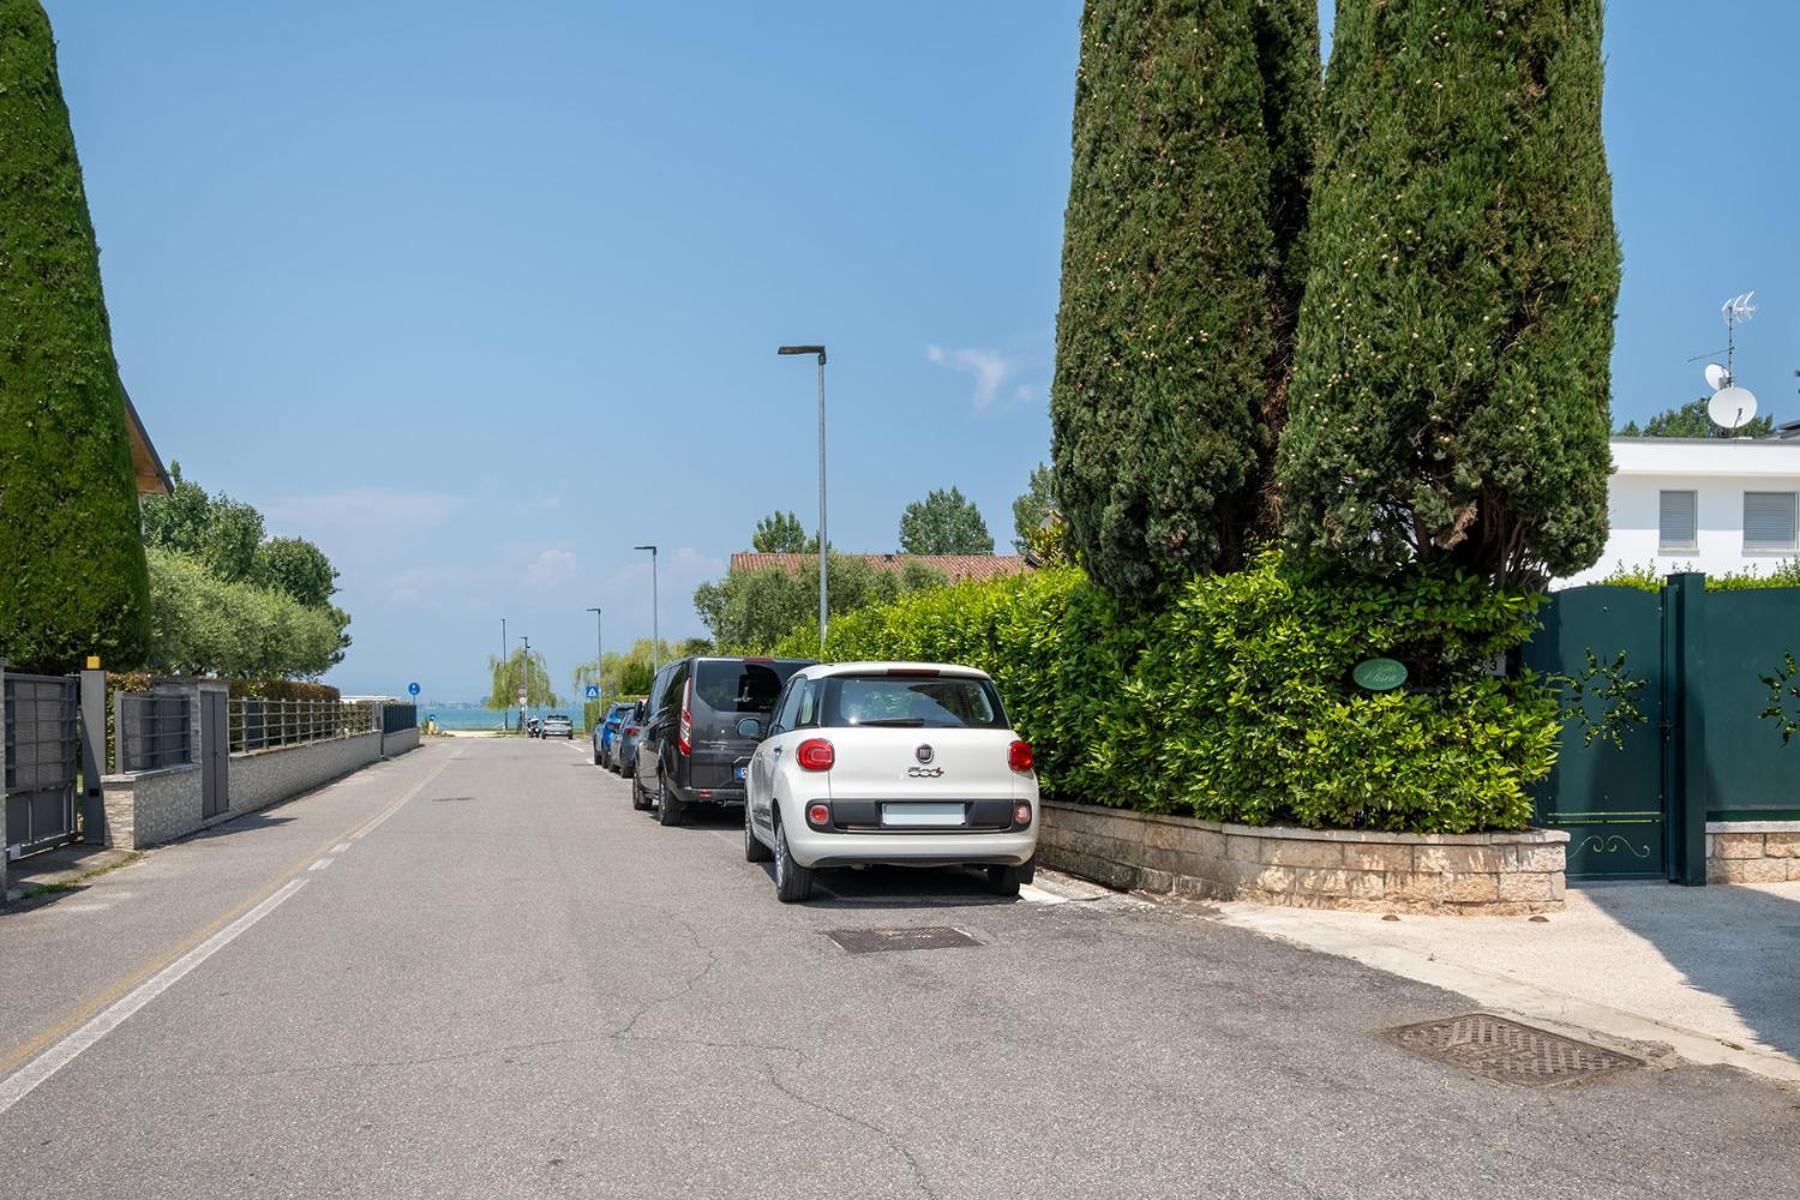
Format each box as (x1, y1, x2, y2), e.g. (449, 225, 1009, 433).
(634, 544, 657, 553)
(778, 345, 827, 363)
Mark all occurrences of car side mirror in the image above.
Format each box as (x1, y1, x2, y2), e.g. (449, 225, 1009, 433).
(736, 717, 763, 740)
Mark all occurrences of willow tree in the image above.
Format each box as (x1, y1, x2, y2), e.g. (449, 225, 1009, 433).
(1279, 0, 1619, 586)
(0, 0, 150, 670)
(1050, 0, 1320, 604)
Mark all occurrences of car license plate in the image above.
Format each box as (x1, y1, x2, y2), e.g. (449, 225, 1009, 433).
(882, 803, 965, 828)
(734, 766, 747, 781)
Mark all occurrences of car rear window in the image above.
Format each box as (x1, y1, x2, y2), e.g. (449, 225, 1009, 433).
(821, 675, 1006, 729)
(695, 660, 804, 714)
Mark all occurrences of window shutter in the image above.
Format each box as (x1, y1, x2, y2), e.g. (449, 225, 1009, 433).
(1659, 491, 1698, 552)
(1743, 492, 1797, 552)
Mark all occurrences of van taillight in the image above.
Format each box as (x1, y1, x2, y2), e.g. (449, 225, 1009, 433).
(1008, 741, 1034, 773)
(678, 677, 693, 756)
(796, 738, 835, 771)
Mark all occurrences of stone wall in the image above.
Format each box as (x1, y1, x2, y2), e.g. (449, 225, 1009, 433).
(382, 726, 420, 757)
(229, 732, 381, 815)
(102, 764, 203, 849)
(1706, 821, 1800, 884)
(1040, 801, 1568, 915)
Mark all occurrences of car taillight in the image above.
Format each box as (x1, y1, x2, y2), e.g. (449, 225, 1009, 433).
(1008, 740, 1034, 773)
(624, 726, 638, 736)
(1013, 801, 1033, 827)
(796, 738, 835, 771)
(678, 677, 693, 756)
(806, 802, 831, 826)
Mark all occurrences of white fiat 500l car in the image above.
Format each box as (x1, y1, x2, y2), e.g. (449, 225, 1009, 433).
(741, 662, 1039, 903)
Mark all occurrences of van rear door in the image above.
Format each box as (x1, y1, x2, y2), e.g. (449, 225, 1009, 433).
(687, 659, 811, 791)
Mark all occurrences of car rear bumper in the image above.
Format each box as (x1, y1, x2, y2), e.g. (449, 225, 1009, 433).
(784, 823, 1038, 870)
(676, 783, 746, 807)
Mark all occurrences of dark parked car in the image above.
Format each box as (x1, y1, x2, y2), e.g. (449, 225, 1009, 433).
(612, 702, 645, 777)
(632, 656, 814, 825)
(593, 701, 637, 766)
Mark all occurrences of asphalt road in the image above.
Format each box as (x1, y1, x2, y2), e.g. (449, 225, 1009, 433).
(2, 737, 1796, 1199)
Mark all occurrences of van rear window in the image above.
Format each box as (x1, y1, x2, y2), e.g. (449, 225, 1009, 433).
(822, 675, 1006, 729)
(695, 661, 802, 713)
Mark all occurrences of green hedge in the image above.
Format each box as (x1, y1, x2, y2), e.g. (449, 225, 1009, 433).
(1595, 560, 1800, 591)
(776, 554, 1557, 833)
(144, 549, 347, 679)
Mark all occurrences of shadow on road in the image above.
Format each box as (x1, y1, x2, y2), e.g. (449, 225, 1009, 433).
(1579, 880, 1800, 1059)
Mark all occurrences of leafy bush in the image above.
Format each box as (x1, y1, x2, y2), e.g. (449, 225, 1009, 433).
(780, 555, 1557, 833)
(1594, 560, 1800, 591)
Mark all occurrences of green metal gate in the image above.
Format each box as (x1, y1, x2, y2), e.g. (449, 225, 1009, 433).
(1522, 586, 1668, 879)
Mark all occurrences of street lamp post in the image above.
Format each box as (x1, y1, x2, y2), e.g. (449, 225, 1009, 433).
(586, 606, 603, 701)
(778, 344, 828, 651)
(634, 545, 659, 675)
(500, 616, 507, 729)
(518, 635, 530, 732)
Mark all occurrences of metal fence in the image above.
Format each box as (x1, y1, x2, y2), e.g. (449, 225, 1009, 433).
(5, 673, 81, 857)
(115, 691, 193, 773)
(230, 699, 379, 753)
(382, 702, 417, 735)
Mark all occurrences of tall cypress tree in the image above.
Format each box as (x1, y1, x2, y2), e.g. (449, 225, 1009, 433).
(0, 0, 151, 670)
(1050, 0, 1319, 604)
(1278, 0, 1619, 586)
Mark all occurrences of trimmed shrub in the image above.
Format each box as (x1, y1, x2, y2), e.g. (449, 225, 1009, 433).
(1050, 0, 1320, 602)
(144, 549, 347, 679)
(1279, 0, 1618, 587)
(780, 556, 1556, 833)
(0, 0, 151, 672)
(1594, 560, 1800, 592)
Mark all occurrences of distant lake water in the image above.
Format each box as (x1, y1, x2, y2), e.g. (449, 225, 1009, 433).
(419, 705, 580, 731)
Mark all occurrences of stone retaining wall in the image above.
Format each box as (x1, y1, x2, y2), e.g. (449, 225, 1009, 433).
(1040, 801, 1568, 915)
(382, 726, 420, 757)
(229, 732, 382, 815)
(102, 763, 203, 849)
(1707, 821, 1800, 884)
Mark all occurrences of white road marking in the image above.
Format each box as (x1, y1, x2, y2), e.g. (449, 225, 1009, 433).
(330, 843, 351, 854)
(350, 749, 459, 841)
(0, 879, 309, 1116)
(307, 858, 333, 872)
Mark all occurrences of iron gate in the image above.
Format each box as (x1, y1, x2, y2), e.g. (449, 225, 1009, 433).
(1521, 586, 1669, 879)
(4, 673, 80, 858)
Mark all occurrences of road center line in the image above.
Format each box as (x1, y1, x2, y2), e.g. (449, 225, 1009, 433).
(307, 858, 333, 871)
(0, 879, 309, 1117)
(330, 843, 351, 854)
(350, 749, 459, 841)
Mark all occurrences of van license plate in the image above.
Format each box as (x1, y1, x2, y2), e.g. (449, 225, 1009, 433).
(882, 803, 965, 828)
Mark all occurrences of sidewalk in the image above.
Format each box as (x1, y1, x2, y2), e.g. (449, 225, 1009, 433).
(1206, 879, 1800, 1083)
(3, 844, 141, 903)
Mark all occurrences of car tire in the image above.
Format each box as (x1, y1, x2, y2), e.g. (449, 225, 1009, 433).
(986, 863, 1030, 897)
(593, 746, 602, 766)
(656, 775, 684, 826)
(773, 820, 812, 903)
(744, 810, 773, 863)
(631, 771, 652, 811)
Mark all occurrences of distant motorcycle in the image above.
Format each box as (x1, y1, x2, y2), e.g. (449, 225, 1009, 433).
(526, 717, 541, 738)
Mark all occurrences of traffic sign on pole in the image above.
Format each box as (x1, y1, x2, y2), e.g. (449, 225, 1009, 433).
(585, 684, 600, 701)
(408, 681, 421, 697)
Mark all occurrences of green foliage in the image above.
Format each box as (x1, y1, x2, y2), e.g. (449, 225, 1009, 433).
(783, 555, 1557, 833)
(570, 637, 676, 703)
(485, 646, 560, 711)
(1280, 0, 1618, 588)
(693, 554, 946, 655)
(142, 549, 347, 678)
(1050, 0, 1320, 602)
(0, 0, 151, 672)
(1010, 463, 1055, 554)
(253, 536, 338, 607)
(1618, 398, 1774, 439)
(752, 509, 815, 553)
(897, 486, 994, 555)
(1595, 560, 1800, 591)
(1759, 651, 1800, 746)
(1553, 649, 1648, 749)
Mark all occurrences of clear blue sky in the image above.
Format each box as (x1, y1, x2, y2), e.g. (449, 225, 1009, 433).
(44, 1, 1799, 701)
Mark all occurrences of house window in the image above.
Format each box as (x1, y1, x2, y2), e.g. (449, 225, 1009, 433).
(1658, 490, 1698, 553)
(1743, 491, 1798, 554)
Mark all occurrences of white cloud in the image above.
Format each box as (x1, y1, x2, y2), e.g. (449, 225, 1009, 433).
(926, 344, 1021, 410)
(523, 547, 580, 591)
(265, 487, 462, 567)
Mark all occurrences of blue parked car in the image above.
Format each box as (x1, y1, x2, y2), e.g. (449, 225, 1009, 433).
(612, 702, 645, 777)
(593, 701, 637, 767)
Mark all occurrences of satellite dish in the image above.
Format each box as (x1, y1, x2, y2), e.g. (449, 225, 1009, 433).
(1704, 363, 1730, 391)
(1708, 386, 1759, 430)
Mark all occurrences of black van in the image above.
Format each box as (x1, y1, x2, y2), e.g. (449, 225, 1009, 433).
(632, 655, 815, 825)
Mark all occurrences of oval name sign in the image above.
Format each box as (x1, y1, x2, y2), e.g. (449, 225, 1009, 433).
(1352, 657, 1408, 692)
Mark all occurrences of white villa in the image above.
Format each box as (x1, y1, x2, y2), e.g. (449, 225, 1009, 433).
(1563, 431, 1800, 585)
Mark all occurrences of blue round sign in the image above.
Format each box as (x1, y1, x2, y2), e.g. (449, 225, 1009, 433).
(408, 681, 421, 696)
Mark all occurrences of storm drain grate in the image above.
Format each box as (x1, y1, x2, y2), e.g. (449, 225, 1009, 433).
(1387, 1013, 1640, 1087)
(825, 927, 983, 954)
(430, 796, 473, 803)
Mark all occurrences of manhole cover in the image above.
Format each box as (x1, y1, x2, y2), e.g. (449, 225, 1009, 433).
(825, 927, 982, 954)
(1387, 1013, 1640, 1087)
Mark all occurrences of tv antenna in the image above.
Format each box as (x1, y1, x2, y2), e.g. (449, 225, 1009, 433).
(1705, 292, 1759, 433)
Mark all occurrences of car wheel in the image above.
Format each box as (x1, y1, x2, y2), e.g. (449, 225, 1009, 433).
(773, 820, 812, 903)
(630, 771, 652, 811)
(656, 774, 684, 826)
(744, 809, 773, 863)
(593, 746, 602, 766)
(985, 863, 1031, 897)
